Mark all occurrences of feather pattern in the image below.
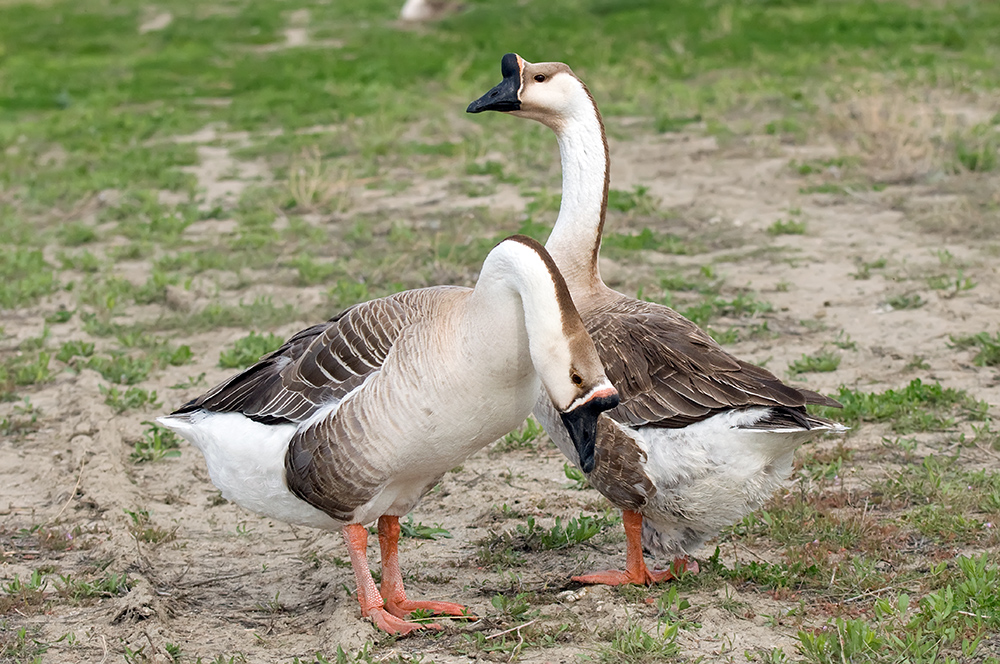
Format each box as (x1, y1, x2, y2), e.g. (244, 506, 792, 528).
(581, 295, 839, 431)
(172, 289, 452, 425)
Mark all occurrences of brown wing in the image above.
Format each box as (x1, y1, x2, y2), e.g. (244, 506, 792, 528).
(589, 417, 656, 511)
(584, 297, 841, 429)
(170, 288, 462, 424)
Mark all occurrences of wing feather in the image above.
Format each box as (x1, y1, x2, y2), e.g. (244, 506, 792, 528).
(584, 297, 841, 428)
(170, 291, 435, 424)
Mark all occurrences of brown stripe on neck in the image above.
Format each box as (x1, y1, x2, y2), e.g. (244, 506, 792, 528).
(581, 81, 610, 284)
(503, 234, 580, 336)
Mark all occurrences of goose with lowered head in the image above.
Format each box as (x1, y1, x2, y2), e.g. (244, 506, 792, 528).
(158, 235, 618, 634)
(468, 54, 844, 585)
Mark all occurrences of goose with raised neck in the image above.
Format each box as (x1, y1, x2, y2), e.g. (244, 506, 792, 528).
(469, 54, 845, 585)
(158, 235, 618, 633)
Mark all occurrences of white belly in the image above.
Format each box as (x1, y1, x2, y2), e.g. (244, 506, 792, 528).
(158, 411, 343, 529)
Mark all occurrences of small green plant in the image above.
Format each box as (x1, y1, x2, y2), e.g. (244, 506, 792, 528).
(56, 340, 95, 364)
(131, 421, 182, 463)
(123, 508, 176, 544)
(767, 219, 806, 235)
(788, 350, 841, 375)
(563, 463, 588, 490)
(494, 416, 545, 453)
(0, 570, 48, 615)
(885, 293, 925, 310)
(603, 228, 690, 255)
(291, 254, 342, 286)
(926, 271, 976, 296)
(607, 185, 658, 214)
(398, 516, 451, 540)
(0, 248, 58, 309)
(55, 572, 132, 602)
(950, 331, 1000, 367)
(820, 379, 987, 433)
(485, 513, 620, 554)
(851, 257, 887, 280)
(101, 385, 161, 413)
(599, 620, 680, 663)
(219, 332, 285, 369)
(87, 354, 154, 384)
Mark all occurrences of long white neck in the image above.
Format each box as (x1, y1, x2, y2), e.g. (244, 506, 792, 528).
(471, 240, 569, 348)
(468, 240, 579, 399)
(542, 84, 609, 296)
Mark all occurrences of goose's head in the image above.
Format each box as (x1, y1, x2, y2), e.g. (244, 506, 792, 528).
(496, 235, 618, 472)
(467, 53, 590, 131)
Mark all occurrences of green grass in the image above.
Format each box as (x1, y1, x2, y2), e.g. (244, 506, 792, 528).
(130, 421, 182, 463)
(788, 350, 841, 375)
(819, 379, 987, 434)
(0, 249, 58, 309)
(797, 555, 1000, 664)
(2, 1, 999, 660)
(218, 331, 285, 369)
(603, 228, 691, 257)
(950, 331, 1000, 367)
(476, 512, 619, 569)
(767, 219, 807, 236)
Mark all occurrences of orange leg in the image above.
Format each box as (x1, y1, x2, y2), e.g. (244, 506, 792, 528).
(572, 510, 699, 586)
(377, 515, 470, 620)
(341, 523, 439, 635)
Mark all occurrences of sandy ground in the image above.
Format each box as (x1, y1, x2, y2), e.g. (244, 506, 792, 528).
(2, 121, 999, 663)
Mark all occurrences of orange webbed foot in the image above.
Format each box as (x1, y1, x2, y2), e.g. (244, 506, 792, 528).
(573, 557, 698, 586)
(366, 606, 443, 635)
(383, 598, 473, 621)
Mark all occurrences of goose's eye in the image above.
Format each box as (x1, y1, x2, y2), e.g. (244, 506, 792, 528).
(571, 372, 583, 386)
(534, 74, 546, 83)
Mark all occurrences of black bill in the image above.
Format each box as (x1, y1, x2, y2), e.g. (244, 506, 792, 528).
(467, 53, 522, 113)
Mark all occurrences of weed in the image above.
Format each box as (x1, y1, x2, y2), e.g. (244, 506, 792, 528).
(0, 248, 58, 309)
(131, 421, 181, 463)
(45, 307, 74, 324)
(954, 124, 999, 173)
(219, 331, 285, 369)
(0, 351, 52, 398)
(55, 572, 132, 602)
(0, 623, 49, 662)
(885, 293, 925, 310)
(87, 354, 154, 385)
(607, 186, 658, 214)
(767, 219, 807, 235)
(291, 254, 342, 286)
(683, 293, 773, 327)
(123, 508, 176, 544)
(0, 399, 41, 436)
(949, 331, 1000, 367)
(656, 586, 700, 630)
(56, 340, 95, 364)
(0, 570, 48, 615)
(851, 257, 888, 280)
(788, 350, 841, 375)
(494, 417, 545, 453)
(563, 463, 588, 490)
(479, 513, 619, 563)
(604, 228, 690, 257)
(599, 620, 680, 663)
(398, 516, 451, 540)
(101, 385, 161, 413)
(819, 379, 987, 433)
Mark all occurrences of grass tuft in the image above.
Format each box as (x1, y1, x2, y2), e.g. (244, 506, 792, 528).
(819, 379, 987, 434)
(219, 332, 285, 369)
(950, 331, 1000, 367)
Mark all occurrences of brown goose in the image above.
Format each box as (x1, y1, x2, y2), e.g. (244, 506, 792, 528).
(468, 55, 845, 585)
(158, 235, 618, 633)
